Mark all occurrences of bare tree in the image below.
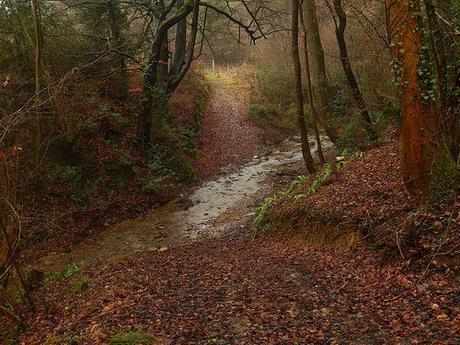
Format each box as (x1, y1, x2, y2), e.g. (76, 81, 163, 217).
(32, 0, 42, 165)
(292, 0, 316, 173)
(302, 0, 339, 143)
(299, 2, 325, 164)
(327, 0, 377, 139)
(137, 0, 277, 146)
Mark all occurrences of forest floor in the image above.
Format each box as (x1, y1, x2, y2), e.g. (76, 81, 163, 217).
(3, 74, 459, 344)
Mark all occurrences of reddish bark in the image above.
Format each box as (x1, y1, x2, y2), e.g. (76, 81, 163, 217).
(386, 0, 441, 200)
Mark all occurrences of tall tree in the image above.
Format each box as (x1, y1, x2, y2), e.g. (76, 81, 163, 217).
(302, 0, 338, 143)
(137, 0, 275, 146)
(386, 0, 457, 200)
(328, 0, 376, 139)
(299, 2, 325, 164)
(171, 0, 187, 77)
(292, 0, 316, 173)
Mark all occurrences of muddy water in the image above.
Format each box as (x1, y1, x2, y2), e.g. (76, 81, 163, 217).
(38, 136, 333, 274)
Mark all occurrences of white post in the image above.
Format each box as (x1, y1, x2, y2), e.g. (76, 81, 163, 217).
(212, 59, 215, 73)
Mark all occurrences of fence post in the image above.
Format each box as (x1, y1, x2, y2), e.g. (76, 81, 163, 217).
(212, 59, 215, 73)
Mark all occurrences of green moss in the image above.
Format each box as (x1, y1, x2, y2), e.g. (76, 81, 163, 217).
(45, 261, 85, 283)
(110, 331, 155, 345)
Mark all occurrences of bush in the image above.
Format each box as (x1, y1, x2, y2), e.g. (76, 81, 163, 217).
(253, 64, 295, 107)
(328, 87, 352, 120)
(336, 115, 370, 150)
(247, 104, 280, 121)
(247, 103, 298, 132)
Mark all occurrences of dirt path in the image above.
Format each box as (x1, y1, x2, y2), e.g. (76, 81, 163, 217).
(23, 235, 458, 344)
(7, 79, 458, 344)
(195, 84, 262, 179)
(32, 79, 317, 274)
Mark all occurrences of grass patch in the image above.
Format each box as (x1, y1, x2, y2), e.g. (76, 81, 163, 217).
(308, 164, 334, 195)
(45, 261, 85, 283)
(110, 330, 156, 345)
(252, 196, 275, 238)
(252, 153, 364, 239)
(73, 277, 90, 292)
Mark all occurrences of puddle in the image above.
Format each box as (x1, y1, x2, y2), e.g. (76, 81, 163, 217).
(37, 136, 333, 273)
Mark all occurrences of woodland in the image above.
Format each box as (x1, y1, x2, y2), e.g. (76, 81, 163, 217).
(0, 0, 459, 344)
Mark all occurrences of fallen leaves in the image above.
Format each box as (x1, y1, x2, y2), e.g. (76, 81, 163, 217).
(10, 234, 459, 344)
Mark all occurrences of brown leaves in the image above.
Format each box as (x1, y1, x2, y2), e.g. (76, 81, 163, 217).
(12, 235, 459, 344)
(194, 87, 262, 179)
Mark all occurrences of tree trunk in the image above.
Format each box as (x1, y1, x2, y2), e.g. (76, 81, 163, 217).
(136, 0, 196, 145)
(171, 0, 187, 76)
(386, 0, 453, 200)
(423, 0, 459, 161)
(292, 0, 316, 173)
(332, 0, 376, 139)
(302, 0, 338, 143)
(299, 4, 325, 164)
(31, 0, 41, 166)
(157, 30, 169, 91)
(137, 91, 153, 147)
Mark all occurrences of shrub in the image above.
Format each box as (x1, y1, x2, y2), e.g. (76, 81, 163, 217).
(253, 64, 294, 107)
(336, 115, 370, 150)
(328, 87, 351, 120)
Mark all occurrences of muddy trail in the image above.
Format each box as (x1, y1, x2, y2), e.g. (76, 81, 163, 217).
(14, 81, 458, 345)
(35, 82, 331, 274)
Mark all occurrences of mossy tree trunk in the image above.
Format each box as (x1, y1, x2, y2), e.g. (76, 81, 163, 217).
(386, 0, 457, 201)
(137, 0, 198, 147)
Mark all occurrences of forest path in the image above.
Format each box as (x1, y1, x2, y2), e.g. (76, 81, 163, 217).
(194, 81, 262, 179)
(35, 78, 329, 275)
(20, 76, 457, 345)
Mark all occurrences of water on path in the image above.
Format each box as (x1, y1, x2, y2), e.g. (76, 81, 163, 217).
(37, 136, 333, 273)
